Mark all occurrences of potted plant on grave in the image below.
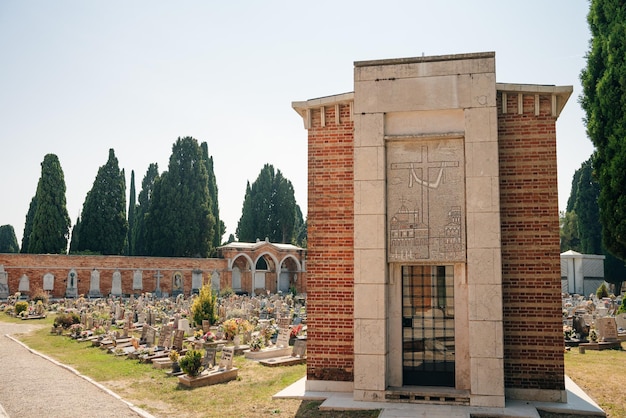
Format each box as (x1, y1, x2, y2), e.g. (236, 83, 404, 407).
(169, 350, 181, 373)
(179, 349, 203, 377)
(250, 336, 263, 352)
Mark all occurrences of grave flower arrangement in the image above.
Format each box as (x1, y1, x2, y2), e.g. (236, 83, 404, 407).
(222, 318, 253, 340)
(203, 331, 216, 342)
(290, 324, 303, 339)
(563, 325, 573, 340)
(249, 335, 263, 351)
(193, 330, 204, 340)
(69, 323, 85, 338)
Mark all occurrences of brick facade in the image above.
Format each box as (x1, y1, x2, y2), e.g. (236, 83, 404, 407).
(305, 102, 355, 382)
(0, 241, 307, 298)
(497, 90, 565, 391)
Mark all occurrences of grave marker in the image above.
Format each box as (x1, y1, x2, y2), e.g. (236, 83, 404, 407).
(219, 347, 234, 370)
(276, 317, 290, 348)
(597, 317, 619, 342)
(203, 347, 217, 369)
(173, 329, 185, 351)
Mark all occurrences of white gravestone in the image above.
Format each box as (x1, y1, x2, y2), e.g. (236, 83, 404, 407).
(132, 270, 143, 291)
(66, 269, 77, 297)
(18, 274, 30, 293)
(43, 272, 54, 291)
(219, 347, 234, 370)
(111, 270, 122, 296)
(89, 269, 101, 296)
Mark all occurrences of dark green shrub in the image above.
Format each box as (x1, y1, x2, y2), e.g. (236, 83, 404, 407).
(596, 282, 609, 299)
(179, 349, 203, 377)
(14, 301, 29, 315)
(53, 312, 80, 329)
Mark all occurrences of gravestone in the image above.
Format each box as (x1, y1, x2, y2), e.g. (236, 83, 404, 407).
(178, 318, 190, 336)
(89, 269, 102, 297)
(203, 347, 217, 369)
(145, 326, 157, 346)
(172, 329, 185, 351)
(211, 270, 220, 293)
(159, 325, 173, 349)
(597, 317, 619, 342)
(192, 270, 203, 293)
(615, 313, 626, 331)
(65, 269, 77, 297)
(219, 346, 234, 370)
(19, 274, 30, 293)
(133, 269, 143, 291)
(292, 339, 307, 358)
(0, 265, 9, 298)
(140, 324, 149, 343)
(111, 270, 122, 296)
(276, 317, 290, 348)
(43, 272, 54, 291)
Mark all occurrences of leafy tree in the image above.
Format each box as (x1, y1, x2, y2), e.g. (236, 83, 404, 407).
(126, 170, 137, 255)
(133, 163, 159, 256)
(559, 211, 580, 253)
(0, 225, 19, 253)
(20, 196, 36, 253)
(27, 154, 71, 254)
(580, 0, 626, 260)
(236, 164, 300, 244)
(191, 283, 218, 326)
(75, 149, 127, 255)
(145, 137, 215, 257)
(201, 142, 224, 254)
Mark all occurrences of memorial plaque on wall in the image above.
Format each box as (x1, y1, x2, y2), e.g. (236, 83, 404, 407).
(387, 137, 465, 262)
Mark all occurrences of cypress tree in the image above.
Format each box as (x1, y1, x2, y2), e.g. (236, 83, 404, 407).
(0, 225, 19, 253)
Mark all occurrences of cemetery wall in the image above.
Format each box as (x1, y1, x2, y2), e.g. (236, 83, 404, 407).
(497, 90, 565, 392)
(0, 251, 307, 298)
(305, 100, 355, 383)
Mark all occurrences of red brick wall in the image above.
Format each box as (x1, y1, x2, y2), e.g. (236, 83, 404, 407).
(306, 103, 355, 382)
(498, 92, 565, 391)
(0, 253, 226, 297)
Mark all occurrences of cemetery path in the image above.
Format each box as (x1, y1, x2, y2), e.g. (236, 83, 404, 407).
(0, 322, 152, 418)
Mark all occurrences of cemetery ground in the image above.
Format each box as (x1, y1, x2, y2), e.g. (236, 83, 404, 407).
(0, 315, 379, 418)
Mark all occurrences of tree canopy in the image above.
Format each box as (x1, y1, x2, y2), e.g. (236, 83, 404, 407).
(24, 154, 71, 254)
(145, 137, 215, 257)
(0, 225, 19, 253)
(133, 163, 159, 256)
(580, 0, 626, 260)
(73, 149, 127, 255)
(236, 164, 303, 244)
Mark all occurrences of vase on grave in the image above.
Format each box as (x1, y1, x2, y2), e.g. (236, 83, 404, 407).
(172, 361, 181, 374)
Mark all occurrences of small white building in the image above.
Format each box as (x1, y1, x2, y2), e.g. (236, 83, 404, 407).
(561, 250, 605, 296)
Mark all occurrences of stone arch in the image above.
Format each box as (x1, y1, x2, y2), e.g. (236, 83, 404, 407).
(278, 254, 302, 293)
(253, 252, 278, 294)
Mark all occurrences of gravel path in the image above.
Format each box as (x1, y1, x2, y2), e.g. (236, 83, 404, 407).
(0, 321, 153, 418)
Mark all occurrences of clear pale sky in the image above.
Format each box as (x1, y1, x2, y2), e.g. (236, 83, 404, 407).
(0, 1, 593, 246)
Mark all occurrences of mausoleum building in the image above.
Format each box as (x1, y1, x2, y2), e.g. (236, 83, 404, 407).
(293, 52, 572, 408)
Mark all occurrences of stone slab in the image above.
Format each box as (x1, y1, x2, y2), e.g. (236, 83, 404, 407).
(244, 346, 292, 360)
(259, 356, 306, 367)
(177, 367, 238, 388)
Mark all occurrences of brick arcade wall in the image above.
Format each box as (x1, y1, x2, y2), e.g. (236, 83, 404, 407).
(497, 92, 565, 391)
(0, 253, 227, 298)
(306, 103, 355, 382)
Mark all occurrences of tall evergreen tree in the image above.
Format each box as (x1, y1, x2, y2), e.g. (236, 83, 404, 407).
(0, 225, 19, 253)
(68, 216, 80, 253)
(27, 154, 71, 254)
(76, 149, 128, 255)
(126, 170, 137, 255)
(236, 164, 299, 243)
(201, 142, 224, 252)
(20, 196, 36, 253)
(580, 0, 626, 260)
(133, 163, 159, 256)
(145, 137, 215, 257)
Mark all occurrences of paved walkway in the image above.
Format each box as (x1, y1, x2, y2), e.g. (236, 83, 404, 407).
(0, 321, 153, 418)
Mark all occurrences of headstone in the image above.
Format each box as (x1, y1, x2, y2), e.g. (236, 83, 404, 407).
(43, 272, 54, 291)
(18, 274, 30, 293)
(89, 269, 102, 297)
(65, 269, 77, 297)
(219, 346, 234, 370)
(111, 270, 122, 296)
(292, 339, 307, 358)
(140, 325, 149, 343)
(145, 326, 157, 346)
(615, 313, 626, 331)
(597, 317, 619, 342)
(132, 269, 143, 291)
(192, 270, 203, 293)
(178, 318, 190, 336)
(0, 265, 9, 298)
(172, 329, 185, 351)
(159, 325, 173, 349)
(276, 317, 290, 348)
(203, 347, 217, 369)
